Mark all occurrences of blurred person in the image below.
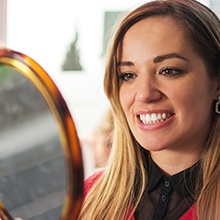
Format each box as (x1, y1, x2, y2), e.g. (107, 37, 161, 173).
(81, 107, 113, 169)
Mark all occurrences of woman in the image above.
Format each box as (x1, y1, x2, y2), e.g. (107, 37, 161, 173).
(78, 0, 220, 219)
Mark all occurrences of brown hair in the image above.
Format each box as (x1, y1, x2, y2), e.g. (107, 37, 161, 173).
(79, 1, 220, 219)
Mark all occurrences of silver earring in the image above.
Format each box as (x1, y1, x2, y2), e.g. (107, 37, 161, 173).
(215, 97, 220, 114)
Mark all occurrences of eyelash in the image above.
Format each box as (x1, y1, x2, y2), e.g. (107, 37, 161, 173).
(159, 67, 185, 77)
(119, 72, 136, 82)
(118, 67, 185, 82)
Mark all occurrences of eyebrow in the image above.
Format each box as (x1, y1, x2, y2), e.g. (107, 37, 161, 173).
(117, 61, 134, 67)
(117, 53, 189, 67)
(153, 53, 189, 63)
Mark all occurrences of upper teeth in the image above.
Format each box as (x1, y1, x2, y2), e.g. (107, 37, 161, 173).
(139, 113, 172, 124)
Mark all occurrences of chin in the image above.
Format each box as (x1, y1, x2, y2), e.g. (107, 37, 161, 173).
(140, 144, 166, 152)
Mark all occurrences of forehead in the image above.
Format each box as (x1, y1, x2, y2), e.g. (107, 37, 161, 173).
(118, 16, 194, 60)
(124, 16, 185, 44)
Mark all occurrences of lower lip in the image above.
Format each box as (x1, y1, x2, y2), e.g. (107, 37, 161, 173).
(137, 115, 174, 131)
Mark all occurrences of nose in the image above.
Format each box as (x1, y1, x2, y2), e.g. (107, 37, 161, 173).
(135, 77, 162, 103)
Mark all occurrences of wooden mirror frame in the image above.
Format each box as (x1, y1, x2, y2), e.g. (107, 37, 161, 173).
(0, 48, 84, 220)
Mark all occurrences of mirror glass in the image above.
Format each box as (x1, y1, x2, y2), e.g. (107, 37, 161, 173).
(0, 49, 84, 220)
(0, 65, 66, 219)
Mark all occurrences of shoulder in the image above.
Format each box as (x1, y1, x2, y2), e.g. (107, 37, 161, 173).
(180, 204, 197, 220)
(84, 170, 104, 197)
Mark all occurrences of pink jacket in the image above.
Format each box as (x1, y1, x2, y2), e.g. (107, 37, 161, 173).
(84, 172, 197, 220)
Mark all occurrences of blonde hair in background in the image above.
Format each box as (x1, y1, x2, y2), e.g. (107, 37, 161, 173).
(91, 107, 114, 168)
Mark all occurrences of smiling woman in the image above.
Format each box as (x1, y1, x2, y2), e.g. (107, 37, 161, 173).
(119, 15, 216, 160)
(78, 0, 220, 220)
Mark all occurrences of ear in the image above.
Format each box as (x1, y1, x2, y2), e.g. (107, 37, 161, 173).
(215, 78, 220, 97)
(211, 79, 220, 100)
(212, 77, 220, 99)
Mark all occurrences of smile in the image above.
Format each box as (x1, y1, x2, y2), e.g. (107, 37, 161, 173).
(139, 113, 173, 124)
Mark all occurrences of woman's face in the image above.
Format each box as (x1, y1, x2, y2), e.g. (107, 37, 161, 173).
(118, 16, 219, 156)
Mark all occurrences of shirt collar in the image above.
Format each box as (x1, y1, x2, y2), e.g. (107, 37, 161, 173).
(142, 149, 200, 199)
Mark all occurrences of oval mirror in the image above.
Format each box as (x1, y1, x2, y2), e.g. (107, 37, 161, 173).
(0, 48, 84, 220)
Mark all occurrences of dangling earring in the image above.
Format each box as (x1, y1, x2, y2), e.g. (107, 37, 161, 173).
(215, 97, 220, 114)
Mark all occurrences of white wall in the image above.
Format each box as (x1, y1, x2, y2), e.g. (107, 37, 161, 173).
(0, 0, 7, 46)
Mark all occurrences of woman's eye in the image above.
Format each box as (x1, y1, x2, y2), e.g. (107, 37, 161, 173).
(119, 73, 136, 81)
(159, 67, 184, 77)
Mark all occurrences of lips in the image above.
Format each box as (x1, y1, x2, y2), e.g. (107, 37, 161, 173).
(139, 113, 173, 124)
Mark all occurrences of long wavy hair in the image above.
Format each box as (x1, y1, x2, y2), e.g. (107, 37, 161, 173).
(78, 0, 220, 219)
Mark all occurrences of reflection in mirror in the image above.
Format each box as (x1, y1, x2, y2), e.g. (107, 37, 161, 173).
(0, 65, 66, 219)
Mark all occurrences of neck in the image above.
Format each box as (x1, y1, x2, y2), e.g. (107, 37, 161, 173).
(150, 148, 201, 176)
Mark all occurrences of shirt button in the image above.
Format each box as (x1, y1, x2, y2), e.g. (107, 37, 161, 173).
(164, 181, 170, 187)
(161, 194, 167, 202)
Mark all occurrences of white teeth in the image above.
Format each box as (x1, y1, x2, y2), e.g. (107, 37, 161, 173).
(162, 113, 167, 119)
(139, 113, 172, 124)
(157, 113, 162, 120)
(146, 114, 151, 123)
(151, 113, 157, 121)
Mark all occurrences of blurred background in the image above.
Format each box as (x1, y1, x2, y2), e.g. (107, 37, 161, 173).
(2, 0, 218, 138)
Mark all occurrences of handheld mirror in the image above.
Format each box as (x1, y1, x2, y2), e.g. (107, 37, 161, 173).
(0, 48, 84, 220)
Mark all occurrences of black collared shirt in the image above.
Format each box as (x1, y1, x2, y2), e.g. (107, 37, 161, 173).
(134, 152, 200, 220)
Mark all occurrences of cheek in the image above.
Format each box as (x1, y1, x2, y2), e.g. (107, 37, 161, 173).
(119, 87, 132, 113)
(175, 82, 215, 118)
